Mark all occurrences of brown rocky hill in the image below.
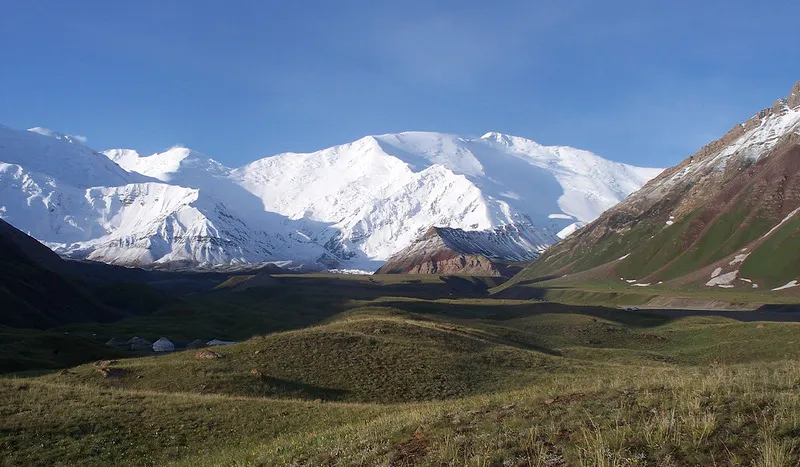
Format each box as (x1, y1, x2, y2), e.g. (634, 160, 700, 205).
(376, 225, 555, 276)
(504, 81, 800, 293)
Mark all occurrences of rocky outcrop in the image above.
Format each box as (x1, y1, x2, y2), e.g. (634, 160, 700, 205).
(377, 224, 554, 276)
(376, 229, 503, 275)
(788, 80, 800, 109)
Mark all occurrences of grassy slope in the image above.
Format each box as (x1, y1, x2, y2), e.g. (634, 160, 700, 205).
(0, 220, 126, 329)
(740, 215, 800, 289)
(0, 274, 506, 376)
(496, 204, 799, 305)
(494, 275, 800, 308)
(1, 273, 800, 465)
(47, 314, 562, 403)
(0, 256, 118, 329)
(0, 327, 130, 374)
(0, 222, 173, 330)
(4, 305, 800, 465)
(7, 360, 800, 466)
(507, 183, 798, 297)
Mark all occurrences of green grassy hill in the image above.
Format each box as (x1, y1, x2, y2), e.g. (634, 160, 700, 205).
(2, 274, 800, 465)
(47, 314, 562, 403)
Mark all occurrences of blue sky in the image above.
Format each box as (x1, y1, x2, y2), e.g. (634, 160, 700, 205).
(1, 0, 798, 168)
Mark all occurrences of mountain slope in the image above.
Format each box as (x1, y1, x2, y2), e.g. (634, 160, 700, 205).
(505, 81, 800, 292)
(0, 127, 661, 270)
(0, 218, 121, 329)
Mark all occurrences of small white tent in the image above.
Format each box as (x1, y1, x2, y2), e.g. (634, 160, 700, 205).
(153, 337, 175, 352)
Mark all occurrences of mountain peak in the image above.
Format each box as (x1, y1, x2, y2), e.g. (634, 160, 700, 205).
(0, 125, 134, 188)
(27, 127, 87, 145)
(103, 145, 225, 182)
(480, 131, 514, 145)
(478, 132, 549, 153)
(788, 80, 800, 109)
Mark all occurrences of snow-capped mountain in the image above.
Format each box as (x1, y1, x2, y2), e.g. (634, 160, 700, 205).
(0, 125, 662, 270)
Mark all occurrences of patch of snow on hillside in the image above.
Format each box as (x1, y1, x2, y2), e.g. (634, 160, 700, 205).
(729, 253, 750, 265)
(711, 267, 723, 278)
(706, 270, 738, 287)
(762, 207, 800, 239)
(556, 222, 584, 238)
(772, 280, 798, 291)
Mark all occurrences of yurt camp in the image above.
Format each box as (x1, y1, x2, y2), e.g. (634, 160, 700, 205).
(152, 337, 175, 352)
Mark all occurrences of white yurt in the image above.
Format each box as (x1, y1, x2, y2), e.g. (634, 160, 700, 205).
(152, 337, 175, 352)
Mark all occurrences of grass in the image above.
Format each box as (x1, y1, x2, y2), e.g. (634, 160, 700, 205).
(5, 357, 800, 466)
(2, 275, 800, 465)
(181, 360, 800, 466)
(494, 274, 800, 308)
(740, 215, 800, 289)
(645, 199, 765, 282)
(0, 326, 131, 374)
(506, 195, 799, 294)
(47, 314, 563, 403)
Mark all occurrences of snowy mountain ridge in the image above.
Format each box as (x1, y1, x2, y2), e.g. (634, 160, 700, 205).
(0, 126, 662, 270)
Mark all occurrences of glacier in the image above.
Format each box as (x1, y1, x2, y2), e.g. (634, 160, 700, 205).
(0, 125, 662, 271)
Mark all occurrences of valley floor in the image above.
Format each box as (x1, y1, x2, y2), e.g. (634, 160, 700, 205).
(2, 274, 800, 466)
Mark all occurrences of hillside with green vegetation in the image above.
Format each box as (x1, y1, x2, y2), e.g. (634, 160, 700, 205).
(501, 84, 800, 297)
(2, 273, 800, 466)
(507, 192, 799, 294)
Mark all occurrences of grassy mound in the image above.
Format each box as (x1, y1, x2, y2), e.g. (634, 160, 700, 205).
(5, 319, 800, 465)
(48, 314, 563, 403)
